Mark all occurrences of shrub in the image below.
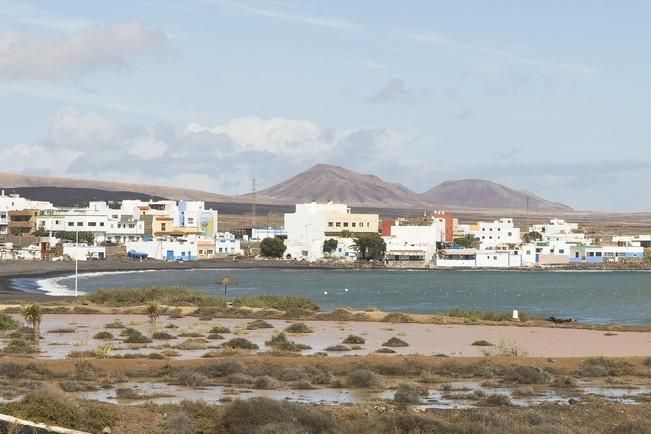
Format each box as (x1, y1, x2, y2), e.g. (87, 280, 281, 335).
(265, 333, 311, 352)
(325, 344, 351, 352)
(165, 324, 179, 329)
(375, 348, 396, 354)
(3, 338, 35, 354)
(551, 376, 577, 388)
(207, 333, 225, 340)
(347, 369, 383, 388)
(216, 398, 334, 434)
(227, 373, 255, 384)
(394, 383, 428, 404)
(235, 295, 318, 311)
(152, 331, 176, 340)
(121, 328, 152, 344)
(245, 319, 274, 330)
(93, 331, 114, 340)
(73, 360, 97, 381)
(284, 322, 313, 334)
(342, 335, 365, 344)
(177, 369, 209, 387)
(382, 337, 409, 347)
(316, 308, 369, 321)
(5, 389, 117, 433)
(382, 312, 413, 323)
(175, 339, 209, 350)
(503, 366, 550, 384)
(578, 357, 633, 377)
(165, 411, 194, 434)
(480, 394, 512, 407)
(255, 375, 280, 389)
(472, 340, 493, 346)
(200, 361, 243, 377)
(83, 286, 227, 307)
(0, 313, 19, 330)
(220, 338, 259, 350)
(209, 325, 231, 334)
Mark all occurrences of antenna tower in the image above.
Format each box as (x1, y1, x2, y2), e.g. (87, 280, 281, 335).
(251, 178, 256, 230)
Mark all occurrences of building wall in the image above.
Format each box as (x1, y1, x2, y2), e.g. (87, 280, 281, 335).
(125, 239, 198, 261)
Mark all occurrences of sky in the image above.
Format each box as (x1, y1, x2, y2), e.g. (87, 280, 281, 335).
(1, 0, 651, 211)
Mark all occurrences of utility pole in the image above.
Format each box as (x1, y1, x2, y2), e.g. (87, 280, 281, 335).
(251, 178, 256, 233)
(525, 196, 530, 236)
(75, 228, 78, 298)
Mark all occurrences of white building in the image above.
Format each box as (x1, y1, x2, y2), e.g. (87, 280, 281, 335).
(383, 221, 444, 263)
(178, 200, 219, 238)
(0, 191, 53, 235)
(613, 235, 651, 248)
(530, 219, 591, 245)
(284, 202, 379, 261)
(436, 248, 526, 268)
(36, 203, 145, 245)
(125, 237, 199, 261)
(465, 218, 521, 249)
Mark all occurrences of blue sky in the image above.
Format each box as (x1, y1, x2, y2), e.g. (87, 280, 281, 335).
(1, 0, 650, 210)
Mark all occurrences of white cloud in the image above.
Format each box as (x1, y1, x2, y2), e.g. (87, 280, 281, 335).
(2, 109, 407, 194)
(208, 0, 359, 31)
(367, 78, 409, 103)
(0, 21, 167, 80)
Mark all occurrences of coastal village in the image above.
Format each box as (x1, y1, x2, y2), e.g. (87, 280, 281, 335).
(0, 190, 647, 267)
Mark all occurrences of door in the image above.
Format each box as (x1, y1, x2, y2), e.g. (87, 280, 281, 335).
(166, 250, 174, 261)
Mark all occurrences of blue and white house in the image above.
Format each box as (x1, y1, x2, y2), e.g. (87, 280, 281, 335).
(569, 246, 644, 263)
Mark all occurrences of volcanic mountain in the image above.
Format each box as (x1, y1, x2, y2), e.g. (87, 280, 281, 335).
(419, 179, 573, 211)
(250, 164, 430, 208)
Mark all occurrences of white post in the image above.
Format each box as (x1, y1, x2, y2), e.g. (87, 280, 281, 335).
(75, 229, 78, 297)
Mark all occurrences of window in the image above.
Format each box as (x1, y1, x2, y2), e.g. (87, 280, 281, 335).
(328, 222, 333, 227)
(558, 249, 565, 254)
(596, 252, 602, 257)
(88, 222, 97, 227)
(161, 223, 167, 231)
(55, 220, 60, 225)
(207, 250, 213, 254)
(128, 224, 135, 228)
(352, 222, 356, 227)
(336, 222, 341, 227)
(76, 222, 83, 226)
(219, 248, 223, 253)
(100, 222, 104, 227)
(188, 218, 194, 224)
(343, 222, 348, 227)
(199, 250, 204, 254)
(67, 222, 74, 227)
(507, 232, 512, 236)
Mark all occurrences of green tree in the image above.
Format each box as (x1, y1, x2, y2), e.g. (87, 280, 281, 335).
(21, 303, 41, 350)
(353, 233, 386, 261)
(523, 231, 542, 243)
(323, 238, 338, 254)
(260, 237, 287, 258)
(454, 234, 477, 248)
(340, 230, 353, 238)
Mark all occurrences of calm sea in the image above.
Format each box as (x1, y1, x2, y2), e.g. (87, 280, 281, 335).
(11, 268, 651, 325)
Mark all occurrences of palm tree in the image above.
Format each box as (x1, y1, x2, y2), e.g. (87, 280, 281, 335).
(218, 277, 236, 295)
(21, 304, 41, 350)
(146, 302, 161, 326)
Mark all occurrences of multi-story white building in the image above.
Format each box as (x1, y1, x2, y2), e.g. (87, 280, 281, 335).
(383, 221, 445, 263)
(284, 202, 379, 261)
(36, 201, 145, 245)
(465, 218, 521, 249)
(178, 200, 219, 238)
(530, 219, 591, 245)
(0, 191, 53, 235)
